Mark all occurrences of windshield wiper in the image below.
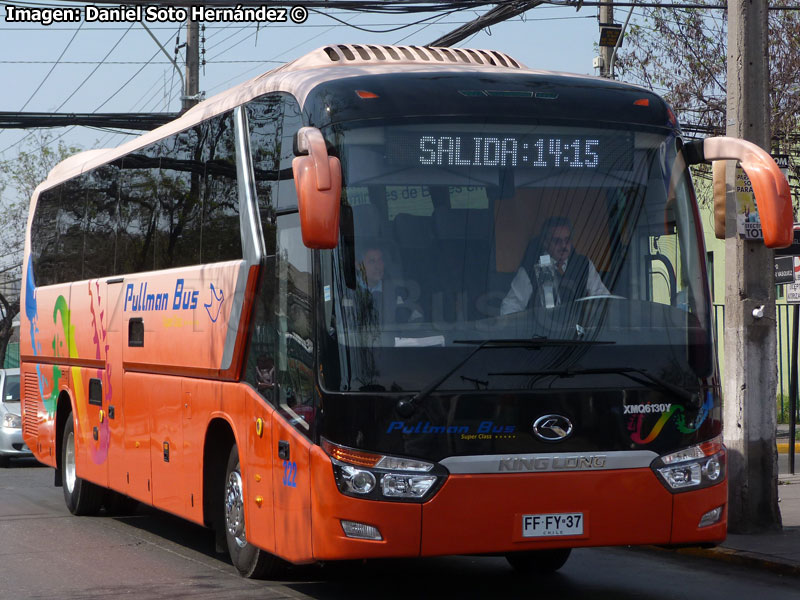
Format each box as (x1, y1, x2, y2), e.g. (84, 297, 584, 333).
(489, 366, 699, 405)
(396, 337, 615, 416)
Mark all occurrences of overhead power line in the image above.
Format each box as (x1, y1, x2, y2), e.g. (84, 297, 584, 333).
(430, 0, 546, 46)
(0, 112, 178, 130)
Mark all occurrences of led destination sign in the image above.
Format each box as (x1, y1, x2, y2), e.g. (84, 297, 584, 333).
(387, 132, 632, 170)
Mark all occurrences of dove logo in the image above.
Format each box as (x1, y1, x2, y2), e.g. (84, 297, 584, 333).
(204, 283, 224, 322)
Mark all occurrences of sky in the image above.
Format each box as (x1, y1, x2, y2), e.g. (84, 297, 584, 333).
(0, 0, 614, 170)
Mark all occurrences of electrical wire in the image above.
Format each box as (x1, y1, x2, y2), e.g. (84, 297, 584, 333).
(16, 21, 83, 112)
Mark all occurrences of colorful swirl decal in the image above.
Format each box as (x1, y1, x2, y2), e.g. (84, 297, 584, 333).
(628, 392, 713, 445)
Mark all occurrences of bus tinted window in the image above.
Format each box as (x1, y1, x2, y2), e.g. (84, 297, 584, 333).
(83, 164, 119, 279)
(277, 97, 302, 211)
(246, 93, 304, 215)
(247, 93, 281, 247)
(244, 213, 313, 436)
(201, 113, 240, 262)
(156, 126, 204, 268)
(117, 146, 160, 274)
(30, 188, 64, 286)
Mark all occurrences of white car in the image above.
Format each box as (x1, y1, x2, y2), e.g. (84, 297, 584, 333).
(0, 369, 32, 466)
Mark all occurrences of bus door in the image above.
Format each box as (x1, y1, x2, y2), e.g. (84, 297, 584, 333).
(120, 285, 154, 505)
(148, 374, 184, 515)
(120, 370, 153, 504)
(105, 278, 127, 493)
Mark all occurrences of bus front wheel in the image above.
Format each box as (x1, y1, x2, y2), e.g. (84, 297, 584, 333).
(224, 444, 281, 579)
(61, 417, 104, 515)
(506, 548, 571, 574)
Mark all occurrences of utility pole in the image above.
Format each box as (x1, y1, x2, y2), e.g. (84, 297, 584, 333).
(183, 18, 200, 111)
(598, 2, 613, 78)
(724, 0, 782, 532)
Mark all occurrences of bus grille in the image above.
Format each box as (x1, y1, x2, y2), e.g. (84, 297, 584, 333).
(23, 373, 39, 438)
(321, 44, 523, 69)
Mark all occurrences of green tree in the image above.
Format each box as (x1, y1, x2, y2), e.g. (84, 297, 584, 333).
(616, 5, 800, 210)
(0, 132, 81, 364)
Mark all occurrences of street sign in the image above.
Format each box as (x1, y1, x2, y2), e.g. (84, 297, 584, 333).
(787, 283, 800, 303)
(775, 255, 794, 284)
(599, 23, 622, 47)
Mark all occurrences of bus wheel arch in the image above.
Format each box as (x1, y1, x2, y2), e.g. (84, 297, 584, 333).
(223, 443, 282, 578)
(54, 391, 74, 487)
(59, 397, 104, 516)
(202, 417, 236, 535)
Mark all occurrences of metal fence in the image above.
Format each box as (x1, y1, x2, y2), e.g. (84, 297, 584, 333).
(712, 303, 798, 421)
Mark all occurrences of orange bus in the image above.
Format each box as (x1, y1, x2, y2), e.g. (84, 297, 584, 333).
(21, 44, 792, 578)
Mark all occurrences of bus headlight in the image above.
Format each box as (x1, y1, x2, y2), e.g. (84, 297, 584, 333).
(338, 465, 377, 495)
(651, 436, 726, 493)
(323, 438, 447, 503)
(381, 473, 438, 498)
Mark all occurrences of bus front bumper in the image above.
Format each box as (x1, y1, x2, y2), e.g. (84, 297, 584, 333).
(310, 449, 727, 561)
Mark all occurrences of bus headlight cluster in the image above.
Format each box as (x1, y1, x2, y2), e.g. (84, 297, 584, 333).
(651, 436, 726, 493)
(323, 439, 446, 502)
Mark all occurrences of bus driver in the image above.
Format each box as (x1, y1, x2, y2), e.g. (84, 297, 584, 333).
(500, 216, 609, 315)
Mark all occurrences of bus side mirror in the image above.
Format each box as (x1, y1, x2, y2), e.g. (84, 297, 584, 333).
(686, 137, 792, 248)
(712, 160, 726, 240)
(292, 127, 341, 249)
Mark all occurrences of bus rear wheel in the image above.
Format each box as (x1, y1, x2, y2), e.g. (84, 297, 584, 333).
(505, 548, 571, 574)
(61, 417, 104, 516)
(224, 444, 281, 579)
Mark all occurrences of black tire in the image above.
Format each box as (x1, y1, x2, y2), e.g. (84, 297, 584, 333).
(506, 548, 572, 574)
(61, 417, 104, 516)
(224, 444, 282, 579)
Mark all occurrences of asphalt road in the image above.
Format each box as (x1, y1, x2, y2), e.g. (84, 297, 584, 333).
(1, 459, 799, 600)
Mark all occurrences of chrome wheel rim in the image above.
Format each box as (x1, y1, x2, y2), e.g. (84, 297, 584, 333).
(225, 469, 247, 548)
(64, 430, 76, 494)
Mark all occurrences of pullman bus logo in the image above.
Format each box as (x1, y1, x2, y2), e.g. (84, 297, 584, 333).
(532, 414, 573, 442)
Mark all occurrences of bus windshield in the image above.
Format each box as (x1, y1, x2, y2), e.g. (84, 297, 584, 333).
(318, 119, 712, 393)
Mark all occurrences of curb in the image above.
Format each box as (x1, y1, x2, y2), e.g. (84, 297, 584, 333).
(777, 443, 800, 453)
(644, 545, 800, 578)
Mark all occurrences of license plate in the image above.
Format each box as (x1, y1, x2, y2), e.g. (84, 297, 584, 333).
(522, 513, 584, 538)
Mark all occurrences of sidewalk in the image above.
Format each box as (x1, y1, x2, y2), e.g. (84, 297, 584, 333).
(666, 473, 800, 577)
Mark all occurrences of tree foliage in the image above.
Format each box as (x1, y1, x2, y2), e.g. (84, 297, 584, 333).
(616, 4, 800, 206)
(0, 132, 82, 272)
(0, 132, 81, 364)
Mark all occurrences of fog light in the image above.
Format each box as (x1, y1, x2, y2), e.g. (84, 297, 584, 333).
(381, 474, 437, 498)
(698, 506, 723, 528)
(341, 520, 382, 540)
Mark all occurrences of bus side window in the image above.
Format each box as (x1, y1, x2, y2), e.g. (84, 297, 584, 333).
(277, 96, 302, 211)
(275, 214, 314, 434)
(31, 187, 68, 286)
(244, 215, 313, 437)
(201, 113, 241, 262)
(117, 143, 161, 274)
(246, 93, 282, 249)
(155, 126, 204, 268)
(83, 164, 119, 279)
